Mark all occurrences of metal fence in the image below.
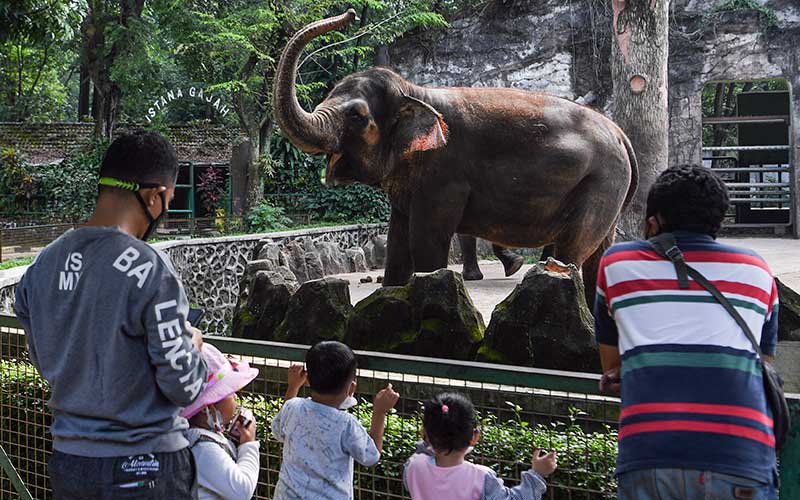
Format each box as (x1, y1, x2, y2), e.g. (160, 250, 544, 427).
(2, 313, 799, 499)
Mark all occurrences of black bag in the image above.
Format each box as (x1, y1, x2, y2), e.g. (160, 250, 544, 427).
(649, 233, 791, 450)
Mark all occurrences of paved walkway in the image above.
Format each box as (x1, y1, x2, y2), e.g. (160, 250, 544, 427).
(719, 237, 800, 291)
(334, 262, 533, 321)
(334, 236, 800, 320)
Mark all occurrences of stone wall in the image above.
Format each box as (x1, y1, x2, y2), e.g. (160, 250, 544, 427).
(0, 122, 244, 164)
(156, 224, 389, 334)
(389, 0, 800, 236)
(0, 224, 389, 333)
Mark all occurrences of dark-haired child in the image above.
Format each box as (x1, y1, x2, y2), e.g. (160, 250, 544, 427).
(405, 392, 557, 500)
(271, 340, 400, 499)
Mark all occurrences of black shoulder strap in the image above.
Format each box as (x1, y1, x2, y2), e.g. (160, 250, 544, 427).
(648, 233, 764, 360)
(191, 434, 236, 460)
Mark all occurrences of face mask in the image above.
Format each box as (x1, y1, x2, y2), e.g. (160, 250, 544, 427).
(204, 406, 225, 434)
(98, 177, 167, 241)
(339, 395, 358, 410)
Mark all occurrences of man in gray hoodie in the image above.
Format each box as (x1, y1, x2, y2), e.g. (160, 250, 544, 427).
(13, 130, 208, 499)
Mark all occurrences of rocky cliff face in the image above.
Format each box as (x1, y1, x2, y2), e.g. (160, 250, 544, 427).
(389, 0, 800, 170)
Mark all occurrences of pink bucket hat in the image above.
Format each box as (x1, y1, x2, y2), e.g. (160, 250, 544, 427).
(180, 344, 259, 419)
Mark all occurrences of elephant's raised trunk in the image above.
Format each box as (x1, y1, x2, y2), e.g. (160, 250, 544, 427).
(272, 10, 356, 154)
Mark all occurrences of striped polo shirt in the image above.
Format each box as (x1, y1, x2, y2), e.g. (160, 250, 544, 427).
(594, 231, 779, 484)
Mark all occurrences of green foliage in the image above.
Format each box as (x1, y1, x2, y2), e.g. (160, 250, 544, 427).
(0, 257, 34, 270)
(246, 201, 294, 232)
(709, 0, 778, 28)
(299, 184, 391, 224)
(2, 359, 618, 499)
(0, 148, 39, 210)
(39, 141, 107, 222)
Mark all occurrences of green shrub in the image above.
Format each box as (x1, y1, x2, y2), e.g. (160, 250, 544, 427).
(298, 184, 391, 224)
(1, 361, 618, 499)
(246, 201, 293, 232)
(0, 257, 33, 270)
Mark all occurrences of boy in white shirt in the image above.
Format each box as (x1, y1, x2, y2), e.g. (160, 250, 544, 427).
(271, 341, 399, 499)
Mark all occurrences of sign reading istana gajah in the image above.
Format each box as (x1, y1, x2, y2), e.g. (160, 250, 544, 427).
(145, 87, 230, 123)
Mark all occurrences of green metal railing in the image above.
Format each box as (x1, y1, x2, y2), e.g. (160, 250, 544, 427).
(2, 313, 799, 499)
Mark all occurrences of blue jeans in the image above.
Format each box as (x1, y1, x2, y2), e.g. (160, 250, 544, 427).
(618, 469, 778, 500)
(49, 448, 197, 500)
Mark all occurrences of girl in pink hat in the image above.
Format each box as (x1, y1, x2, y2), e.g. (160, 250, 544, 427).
(182, 344, 261, 500)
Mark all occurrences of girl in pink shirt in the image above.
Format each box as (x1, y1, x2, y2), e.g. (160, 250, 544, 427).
(404, 393, 557, 500)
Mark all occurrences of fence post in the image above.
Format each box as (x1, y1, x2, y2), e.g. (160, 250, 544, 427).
(0, 444, 34, 500)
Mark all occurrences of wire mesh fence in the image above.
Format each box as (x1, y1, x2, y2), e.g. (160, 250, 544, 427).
(1, 314, 623, 499)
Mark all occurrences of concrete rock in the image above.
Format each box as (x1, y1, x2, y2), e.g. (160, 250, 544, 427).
(315, 241, 350, 275)
(275, 278, 354, 344)
(346, 269, 484, 360)
(346, 247, 369, 273)
(232, 270, 297, 341)
(480, 258, 600, 372)
(777, 278, 800, 341)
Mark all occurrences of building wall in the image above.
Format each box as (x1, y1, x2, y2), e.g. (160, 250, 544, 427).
(0, 122, 244, 164)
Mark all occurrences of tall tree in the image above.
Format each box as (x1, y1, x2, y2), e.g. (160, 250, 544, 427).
(81, 0, 147, 138)
(0, 0, 83, 122)
(610, 0, 670, 237)
(165, 0, 448, 215)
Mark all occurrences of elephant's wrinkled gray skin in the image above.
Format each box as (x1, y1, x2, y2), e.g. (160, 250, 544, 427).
(273, 11, 638, 304)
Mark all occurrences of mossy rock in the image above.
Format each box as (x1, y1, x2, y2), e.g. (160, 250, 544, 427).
(481, 258, 600, 372)
(345, 269, 484, 360)
(231, 270, 296, 341)
(777, 278, 800, 341)
(275, 277, 353, 344)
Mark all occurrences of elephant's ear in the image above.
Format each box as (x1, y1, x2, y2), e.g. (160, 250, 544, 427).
(393, 94, 449, 161)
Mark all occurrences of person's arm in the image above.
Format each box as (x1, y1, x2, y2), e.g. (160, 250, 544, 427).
(13, 274, 39, 370)
(284, 364, 307, 400)
(481, 468, 548, 500)
(761, 279, 780, 364)
(193, 441, 260, 500)
(369, 384, 399, 453)
(593, 256, 622, 394)
(142, 260, 207, 407)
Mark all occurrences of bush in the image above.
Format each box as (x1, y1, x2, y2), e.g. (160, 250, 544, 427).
(298, 184, 391, 224)
(39, 141, 107, 222)
(246, 201, 293, 232)
(1, 360, 618, 499)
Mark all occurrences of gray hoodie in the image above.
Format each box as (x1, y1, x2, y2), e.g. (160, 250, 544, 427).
(14, 226, 207, 457)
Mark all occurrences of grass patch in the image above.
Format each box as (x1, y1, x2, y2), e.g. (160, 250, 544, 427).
(0, 257, 33, 270)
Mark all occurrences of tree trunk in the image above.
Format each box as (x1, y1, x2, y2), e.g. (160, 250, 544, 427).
(611, 0, 670, 237)
(244, 138, 263, 216)
(78, 62, 91, 120)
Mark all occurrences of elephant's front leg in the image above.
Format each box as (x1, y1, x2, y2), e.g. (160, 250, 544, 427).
(409, 183, 469, 274)
(459, 235, 484, 281)
(382, 207, 413, 286)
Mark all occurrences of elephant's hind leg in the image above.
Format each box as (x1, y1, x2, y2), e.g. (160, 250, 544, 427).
(493, 244, 524, 277)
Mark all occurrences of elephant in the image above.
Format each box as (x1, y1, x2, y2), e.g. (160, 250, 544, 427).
(273, 10, 638, 305)
(458, 235, 525, 281)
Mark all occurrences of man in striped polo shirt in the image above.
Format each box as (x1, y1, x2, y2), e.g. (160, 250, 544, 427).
(594, 165, 779, 499)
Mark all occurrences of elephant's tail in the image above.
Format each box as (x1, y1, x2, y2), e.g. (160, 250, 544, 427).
(619, 130, 639, 211)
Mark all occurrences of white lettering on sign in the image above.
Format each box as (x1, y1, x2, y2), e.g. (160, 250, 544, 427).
(59, 252, 83, 291)
(112, 246, 153, 289)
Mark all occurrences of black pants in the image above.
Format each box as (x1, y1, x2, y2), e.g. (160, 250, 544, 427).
(48, 448, 197, 500)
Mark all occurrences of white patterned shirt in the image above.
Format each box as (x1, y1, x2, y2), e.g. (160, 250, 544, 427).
(272, 398, 380, 499)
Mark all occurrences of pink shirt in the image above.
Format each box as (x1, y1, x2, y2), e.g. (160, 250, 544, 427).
(404, 453, 491, 500)
(403, 447, 547, 500)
